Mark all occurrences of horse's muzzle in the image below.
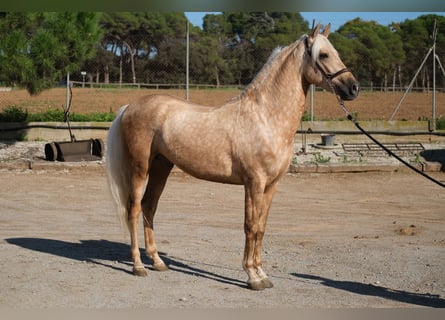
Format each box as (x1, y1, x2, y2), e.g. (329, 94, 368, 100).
(336, 78, 360, 101)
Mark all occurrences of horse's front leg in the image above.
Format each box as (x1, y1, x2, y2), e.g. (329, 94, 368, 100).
(243, 179, 268, 290)
(253, 182, 278, 289)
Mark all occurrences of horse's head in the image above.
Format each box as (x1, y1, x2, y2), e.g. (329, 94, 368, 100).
(303, 23, 359, 101)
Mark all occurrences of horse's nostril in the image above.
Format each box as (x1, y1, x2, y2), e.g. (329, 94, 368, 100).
(352, 83, 360, 95)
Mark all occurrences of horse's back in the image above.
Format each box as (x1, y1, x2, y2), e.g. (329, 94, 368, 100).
(130, 94, 214, 115)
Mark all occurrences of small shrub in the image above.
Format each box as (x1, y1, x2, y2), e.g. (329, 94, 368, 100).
(72, 112, 115, 122)
(0, 106, 28, 122)
(302, 111, 311, 121)
(314, 152, 331, 163)
(27, 109, 65, 122)
(17, 109, 116, 122)
(436, 116, 445, 130)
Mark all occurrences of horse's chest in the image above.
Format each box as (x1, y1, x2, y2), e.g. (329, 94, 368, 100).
(244, 135, 293, 177)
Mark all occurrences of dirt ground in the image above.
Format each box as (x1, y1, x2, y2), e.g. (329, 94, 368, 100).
(1, 87, 444, 121)
(0, 164, 444, 308)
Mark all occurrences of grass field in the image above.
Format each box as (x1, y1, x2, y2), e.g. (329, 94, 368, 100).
(1, 87, 444, 121)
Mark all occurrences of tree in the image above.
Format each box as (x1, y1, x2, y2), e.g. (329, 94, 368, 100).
(97, 12, 188, 84)
(329, 32, 357, 71)
(252, 12, 310, 71)
(144, 38, 186, 83)
(0, 12, 102, 94)
(3, 12, 442, 92)
(189, 35, 233, 86)
(201, 12, 310, 86)
(83, 46, 115, 84)
(100, 12, 140, 84)
(200, 13, 234, 85)
(337, 18, 405, 91)
(398, 14, 445, 91)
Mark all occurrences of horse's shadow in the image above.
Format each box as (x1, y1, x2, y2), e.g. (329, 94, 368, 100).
(292, 273, 445, 308)
(8, 237, 443, 306)
(5, 237, 246, 288)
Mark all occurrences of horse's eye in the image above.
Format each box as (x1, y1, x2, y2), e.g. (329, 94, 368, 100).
(319, 53, 328, 60)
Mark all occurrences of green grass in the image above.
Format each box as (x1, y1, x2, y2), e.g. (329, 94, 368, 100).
(0, 106, 116, 122)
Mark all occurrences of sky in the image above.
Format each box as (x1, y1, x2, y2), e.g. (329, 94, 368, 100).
(184, 12, 444, 31)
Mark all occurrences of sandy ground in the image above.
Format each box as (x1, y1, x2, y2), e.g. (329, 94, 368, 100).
(0, 162, 444, 308)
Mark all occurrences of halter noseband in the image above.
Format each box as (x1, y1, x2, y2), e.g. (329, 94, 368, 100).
(303, 35, 351, 82)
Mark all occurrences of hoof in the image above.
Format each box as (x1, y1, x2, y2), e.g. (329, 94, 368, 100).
(133, 266, 148, 277)
(261, 278, 274, 289)
(247, 279, 266, 291)
(153, 262, 169, 272)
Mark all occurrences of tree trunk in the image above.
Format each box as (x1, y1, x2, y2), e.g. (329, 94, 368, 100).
(398, 65, 402, 92)
(119, 55, 123, 86)
(122, 40, 137, 84)
(215, 66, 220, 88)
(104, 65, 109, 84)
(88, 74, 93, 88)
(392, 67, 396, 92)
(426, 68, 430, 92)
(384, 73, 388, 92)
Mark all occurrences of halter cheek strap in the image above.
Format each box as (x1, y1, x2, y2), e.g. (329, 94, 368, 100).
(320, 65, 351, 81)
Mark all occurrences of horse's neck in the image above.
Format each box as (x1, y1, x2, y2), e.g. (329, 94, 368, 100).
(240, 42, 308, 132)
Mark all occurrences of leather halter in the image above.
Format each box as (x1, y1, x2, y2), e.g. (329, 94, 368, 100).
(303, 35, 351, 81)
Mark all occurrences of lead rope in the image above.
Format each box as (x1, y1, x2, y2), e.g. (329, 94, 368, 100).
(327, 80, 445, 189)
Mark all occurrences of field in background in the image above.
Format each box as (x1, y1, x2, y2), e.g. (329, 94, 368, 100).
(1, 87, 444, 121)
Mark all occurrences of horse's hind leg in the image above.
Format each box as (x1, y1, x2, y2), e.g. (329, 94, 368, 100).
(142, 155, 173, 272)
(127, 169, 150, 277)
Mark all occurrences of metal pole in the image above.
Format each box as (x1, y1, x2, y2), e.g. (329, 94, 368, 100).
(186, 19, 190, 101)
(310, 84, 314, 122)
(431, 19, 437, 131)
(66, 73, 70, 110)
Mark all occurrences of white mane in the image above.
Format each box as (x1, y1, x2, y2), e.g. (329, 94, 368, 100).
(241, 39, 301, 95)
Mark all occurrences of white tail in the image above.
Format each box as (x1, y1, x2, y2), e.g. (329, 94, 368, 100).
(106, 105, 130, 230)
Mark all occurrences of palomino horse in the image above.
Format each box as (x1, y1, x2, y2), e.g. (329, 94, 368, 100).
(106, 23, 359, 290)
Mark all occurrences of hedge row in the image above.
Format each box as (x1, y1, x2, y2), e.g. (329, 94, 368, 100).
(0, 106, 116, 122)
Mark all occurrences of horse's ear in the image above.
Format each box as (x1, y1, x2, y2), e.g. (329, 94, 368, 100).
(322, 23, 331, 37)
(310, 23, 321, 39)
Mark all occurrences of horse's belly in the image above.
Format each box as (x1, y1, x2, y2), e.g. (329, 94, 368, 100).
(159, 143, 242, 184)
(180, 163, 243, 184)
(174, 156, 243, 184)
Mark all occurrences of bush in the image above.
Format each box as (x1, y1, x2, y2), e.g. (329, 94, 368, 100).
(0, 106, 116, 122)
(27, 109, 65, 122)
(436, 116, 445, 130)
(70, 112, 115, 122)
(0, 106, 28, 122)
(301, 110, 311, 121)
